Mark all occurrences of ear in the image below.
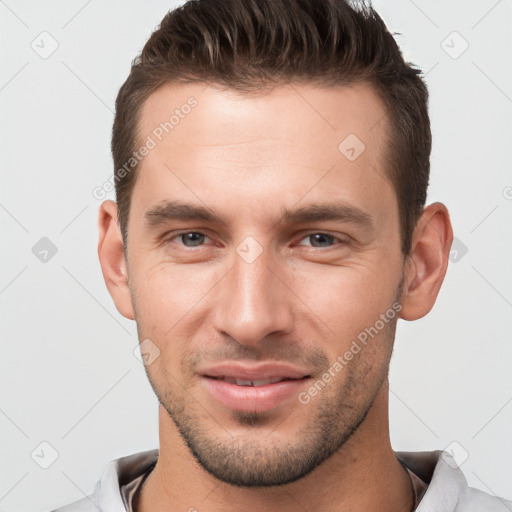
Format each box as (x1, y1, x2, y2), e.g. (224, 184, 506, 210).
(97, 200, 135, 320)
(399, 202, 453, 321)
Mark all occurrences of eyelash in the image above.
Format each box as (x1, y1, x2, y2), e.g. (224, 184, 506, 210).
(164, 231, 349, 249)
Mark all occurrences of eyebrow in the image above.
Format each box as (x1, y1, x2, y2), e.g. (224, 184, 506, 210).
(144, 201, 221, 226)
(143, 200, 374, 231)
(278, 202, 374, 229)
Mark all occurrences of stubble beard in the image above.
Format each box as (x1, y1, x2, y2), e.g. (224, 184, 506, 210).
(143, 325, 396, 488)
(135, 278, 403, 487)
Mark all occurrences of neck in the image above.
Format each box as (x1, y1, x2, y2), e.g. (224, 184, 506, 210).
(138, 379, 413, 512)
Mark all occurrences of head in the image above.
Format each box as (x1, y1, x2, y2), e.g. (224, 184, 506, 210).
(99, 0, 452, 488)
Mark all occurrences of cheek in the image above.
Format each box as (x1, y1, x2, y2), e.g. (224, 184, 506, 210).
(292, 260, 401, 346)
(130, 259, 222, 345)
(131, 267, 205, 384)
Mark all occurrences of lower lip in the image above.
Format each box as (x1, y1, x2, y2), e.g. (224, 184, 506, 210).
(201, 377, 310, 413)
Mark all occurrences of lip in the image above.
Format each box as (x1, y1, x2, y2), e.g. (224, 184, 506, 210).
(200, 361, 311, 381)
(199, 362, 311, 413)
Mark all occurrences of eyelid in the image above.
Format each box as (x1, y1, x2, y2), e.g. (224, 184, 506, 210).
(164, 229, 349, 248)
(294, 231, 350, 247)
(165, 230, 212, 245)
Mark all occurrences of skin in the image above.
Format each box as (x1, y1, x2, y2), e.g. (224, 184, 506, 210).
(98, 82, 453, 511)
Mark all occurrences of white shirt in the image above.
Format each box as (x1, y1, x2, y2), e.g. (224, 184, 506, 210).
(50, 449, 512, 511)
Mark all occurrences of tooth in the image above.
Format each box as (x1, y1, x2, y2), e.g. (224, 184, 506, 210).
(252, 377, 286, 386)
(235, 378, 253, 386)
(252, 379, 269, 386)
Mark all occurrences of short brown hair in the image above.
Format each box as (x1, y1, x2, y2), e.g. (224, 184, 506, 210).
(112, 0, 431, 255)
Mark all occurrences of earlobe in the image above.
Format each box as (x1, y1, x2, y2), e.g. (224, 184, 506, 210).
(399, 202, 453, 321)
(97, 200, 135, 320)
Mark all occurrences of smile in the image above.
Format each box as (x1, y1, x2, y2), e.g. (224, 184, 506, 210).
(199, 362, 312, 413)
(209, 376, 292, 387)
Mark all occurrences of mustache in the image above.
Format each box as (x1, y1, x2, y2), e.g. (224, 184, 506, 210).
(182, 338, 330, 375)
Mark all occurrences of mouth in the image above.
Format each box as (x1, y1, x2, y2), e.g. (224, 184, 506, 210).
(206, 376, 301, 387)
(199, 362, 312, 413)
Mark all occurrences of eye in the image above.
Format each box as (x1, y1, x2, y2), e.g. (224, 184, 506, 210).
(169, 231, 210, 247)
(297, 233, 345, 248)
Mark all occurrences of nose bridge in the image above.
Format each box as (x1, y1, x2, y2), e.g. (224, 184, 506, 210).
(213, 244, 294, 345)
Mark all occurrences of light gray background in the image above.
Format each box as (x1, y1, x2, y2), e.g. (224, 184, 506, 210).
(1, 1, 511, 510)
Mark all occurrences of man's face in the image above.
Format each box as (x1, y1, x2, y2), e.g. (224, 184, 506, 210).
(125, 82, 404, 486)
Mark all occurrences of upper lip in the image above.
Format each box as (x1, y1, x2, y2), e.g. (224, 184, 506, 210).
(200, 362, 311, 381)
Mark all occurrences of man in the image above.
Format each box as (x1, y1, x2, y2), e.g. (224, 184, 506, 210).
(52, 0, 511, 510)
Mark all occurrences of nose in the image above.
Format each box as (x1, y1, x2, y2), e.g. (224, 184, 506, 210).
(211, 246, 294, 347)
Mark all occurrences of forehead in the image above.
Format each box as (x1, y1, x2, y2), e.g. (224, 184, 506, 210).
(138, 81, 388, 159)
(132, 81, 395, 228)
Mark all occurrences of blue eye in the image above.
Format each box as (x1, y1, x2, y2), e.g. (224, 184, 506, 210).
(298, 233, 340, 248)
(176, 232, 207, 247)
(166, 231, 345, 250)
